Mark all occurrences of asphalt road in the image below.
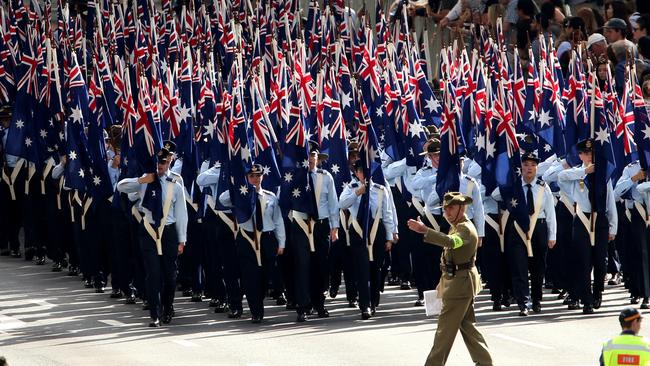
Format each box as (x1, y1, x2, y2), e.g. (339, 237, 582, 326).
(0, 256, 640, 366)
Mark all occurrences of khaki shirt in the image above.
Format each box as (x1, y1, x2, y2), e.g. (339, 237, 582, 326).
(423, 215, 482, 299)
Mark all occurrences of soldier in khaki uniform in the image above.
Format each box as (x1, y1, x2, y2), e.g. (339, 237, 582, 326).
(408, 192, 494, 366)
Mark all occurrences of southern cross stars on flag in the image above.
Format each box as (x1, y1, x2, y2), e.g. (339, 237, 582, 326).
(2, 0, 650, 221)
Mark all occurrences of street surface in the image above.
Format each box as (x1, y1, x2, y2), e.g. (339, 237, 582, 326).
(0, 256, 634, 365)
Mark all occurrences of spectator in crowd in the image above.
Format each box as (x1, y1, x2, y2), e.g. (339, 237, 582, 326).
(604, 0, 630, 22)
(631, 13, 650, 42)
(577, 7, 605, 36)
(563, 16, 588, 42)
(539, 1, 564, 42)
(609, 39, 637, 95)
(587, 33, 609, 59)
(603, 18, 628, 43)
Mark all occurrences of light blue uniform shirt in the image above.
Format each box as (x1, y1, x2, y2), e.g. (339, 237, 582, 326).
(426, 174, 486, 237)
(383, 158, 420, 200)
(311, 169, 340, 228)
(634, 181, 650, 208)
(412, 165, 437, 205)
(380, 150, 396, 187)
(558, 165, 618, 235)
(1, 130, 18, 168)
(339, 179, 396, 239)
(490, 178, 558, 240)
(117, 170, 189, 243)
(218, 188, 286, 248)
(614, 161, 643, 208)
(106, 149, 120, 189)
(462, 158, 482, 181)
(196, 161, 233, 214)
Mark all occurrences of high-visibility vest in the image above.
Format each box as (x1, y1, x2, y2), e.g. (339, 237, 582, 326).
(602, 334, 650, 366)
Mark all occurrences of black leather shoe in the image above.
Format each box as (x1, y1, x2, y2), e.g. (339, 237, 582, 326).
(95, 287, 105, 294)
(11, 250, 21, 258)
(329, 288, 338, 299)
(84, 279, 93, 288)
(557, 290, 567, 300)
(227, 309, 243, 319)
(502, 297, 511, 308)
(285, 302, 297, 310)
(492, 302, 502, 311)
(142, 301, 150, 311)
(251, 316, 262, 324)
(162, 313, 172, 324)
(214, 303, 228, 313)
(532, 303, 542, 313)
(583, 305, 594, 314)
(125, 294, 137, 304)
(191, 293, 203, 302)
(149, 318, 161, 327)
(414, 299, 424, 307)
(400, 281, 411, 290)
(594, 296, 602, 310)
(35, 256, 46, 265)
(51, 262, 63, 272)
(67, 266, 79, 276)
(641, 299, 649, 310)
(370, 306, 376, 316)
(182, 289, 193, 297)
(387, 277, 400, 286)
(24, 247, 36, 261)
(296, 313, 307, 322)
(361, 309, 372, 320)
(568, 301, 581, 310)
(348, 300, 358, 308)
(208, 298, 219, 307)
(317, 308, 329, 318)
(631, 297, 640, 305)
(275, 295, 287, 306)
(110, 290, 123, 299)
(518, 307, 529, 316)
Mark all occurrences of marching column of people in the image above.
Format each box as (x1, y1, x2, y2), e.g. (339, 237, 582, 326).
(6, 128, 650, 328)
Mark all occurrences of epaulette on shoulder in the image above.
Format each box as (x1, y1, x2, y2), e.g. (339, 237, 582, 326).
(536, 178, 545, 186)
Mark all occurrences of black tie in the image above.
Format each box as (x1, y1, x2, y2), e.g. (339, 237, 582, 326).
(255, 193, 264, 232)
(526, 183, 534, 216)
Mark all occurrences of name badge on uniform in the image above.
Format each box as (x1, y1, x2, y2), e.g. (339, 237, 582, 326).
(579, 180, 585, 192)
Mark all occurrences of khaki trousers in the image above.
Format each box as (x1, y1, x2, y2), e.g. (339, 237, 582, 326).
(425, 296, 493, 366)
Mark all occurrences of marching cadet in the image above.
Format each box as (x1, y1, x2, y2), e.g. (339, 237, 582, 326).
(0, 109, 24, 258)
(329, 142, 359, 308)
(289, 141, 340, 322)
(626, 166, 650, 308)
(196, 160, 244, 316)
(543, 157, 579, 308)
(469, 164, 511, 311)
(218, 164, 286, 323)
(195, 159, 229, 312)
(106, 126, 137, 304)
(339, 160, 396, 319)
(117, 146, 188, 327)
(383, 153, 420, 295)
(558, 139, 617, 314)
(497, 152, 557, 315)
(408, 192, 494, 366)
(410, 139, 444, 307)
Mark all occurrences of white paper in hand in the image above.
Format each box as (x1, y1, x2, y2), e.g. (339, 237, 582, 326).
(424, 290, 442, 316)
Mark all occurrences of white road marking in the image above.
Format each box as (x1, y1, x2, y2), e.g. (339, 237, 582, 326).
(173, 339, 199, 348)
(490, 333, 554, 350)
(98, 319, 127, 327)
(0, 314, 26, 330)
